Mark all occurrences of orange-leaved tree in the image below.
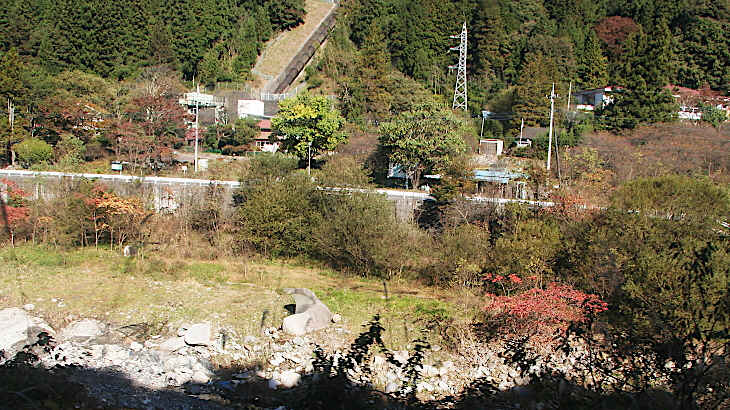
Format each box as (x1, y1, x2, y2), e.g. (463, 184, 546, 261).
(89, 188, 149, 249)
(0, 178, 30, 246)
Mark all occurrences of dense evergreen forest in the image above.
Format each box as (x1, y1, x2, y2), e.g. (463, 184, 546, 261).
(0, 0, 306, 82)
(311, 0, 730, 128)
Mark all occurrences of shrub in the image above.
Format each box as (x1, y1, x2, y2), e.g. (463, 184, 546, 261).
(422, 223, 490, 287)
(610, 175, 730, 227)
(311, 192, 416, 279)
(241, 153, 299, 184)
(14, 138, 53, 167)
(484, 279, 607, 342)
(54, 134, 86, 169)
(701, 103, 727, 129)
(190, 184, 227, 245)
(314, 154, 371, 187)
(0, 179, 31, 245)
(235, 174, 324, 256)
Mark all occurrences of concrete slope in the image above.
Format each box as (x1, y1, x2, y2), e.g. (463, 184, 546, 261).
(252, 0, 337, 92)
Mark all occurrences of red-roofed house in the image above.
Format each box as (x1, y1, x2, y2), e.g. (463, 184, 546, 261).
(664, 84, 730, 120)
(255, 119, 280, 152)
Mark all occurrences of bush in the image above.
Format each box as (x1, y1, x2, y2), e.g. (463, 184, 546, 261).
(314, 154, 372, 187)
(54, 134, 86, 169)
(610, 175, 730, 226)
(422, 223, 490, 287)
(311, 192, 417, 279)
(235, 174, 325, 256)
(241, 153, 299, 184)
(484, 279, 607, 343)
(14, 138, 53, 166)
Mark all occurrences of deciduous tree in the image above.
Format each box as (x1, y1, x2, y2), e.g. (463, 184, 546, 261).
(272, 93, 346, 161)
(378, 103, 468, 188)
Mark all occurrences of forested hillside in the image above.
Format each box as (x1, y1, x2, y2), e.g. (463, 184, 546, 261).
(311, 0, 730, 129)
(0, 0, 306, 82)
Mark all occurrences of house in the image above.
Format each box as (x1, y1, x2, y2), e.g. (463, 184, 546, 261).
(255, 119, 280, 152)
(574, 86, 622, 111)
(238, 100, 265, 118)
(664, 84, 730, 121)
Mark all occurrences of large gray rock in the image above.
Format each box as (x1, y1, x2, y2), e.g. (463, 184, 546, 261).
(60, 319, 105, 342)
(183, 323, 211, 346)
(282, 314, 309, 337)
(0, 308, 54, 362)
(281, 288, 332, 335)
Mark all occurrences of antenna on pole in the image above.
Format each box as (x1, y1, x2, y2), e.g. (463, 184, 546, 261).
(547, 83, 556, 171)
(450, 22, 468, 111)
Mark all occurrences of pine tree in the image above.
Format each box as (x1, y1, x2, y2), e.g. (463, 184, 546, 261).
(578, 30, 608, 89)
(512, 54, 560, 127)
(599, 22, 678, 130)
(355, 22, 393, 120)
(471, 0, 509, 82)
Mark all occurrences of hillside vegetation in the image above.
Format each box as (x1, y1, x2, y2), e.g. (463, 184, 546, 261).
(1, 1, 730, 408)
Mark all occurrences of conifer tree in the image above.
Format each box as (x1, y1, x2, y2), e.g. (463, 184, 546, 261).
(471, 0, 509, 82)
(355, 22, 393, 120)
(512, 55, 560, 127)
(599, 22, 678, 130)
(578, 30, 608, 89)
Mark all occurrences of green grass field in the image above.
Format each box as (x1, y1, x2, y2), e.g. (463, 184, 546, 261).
(0, 245, 475, 350)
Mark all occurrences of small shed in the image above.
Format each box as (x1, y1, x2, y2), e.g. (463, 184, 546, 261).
(478, 139, 504, 156)
(473, 169, 526, 198)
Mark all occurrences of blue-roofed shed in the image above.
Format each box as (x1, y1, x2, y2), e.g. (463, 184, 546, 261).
(473, 169, 526, 184)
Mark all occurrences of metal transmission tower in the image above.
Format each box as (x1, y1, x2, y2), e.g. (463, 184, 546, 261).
(449, 22, 468, 111)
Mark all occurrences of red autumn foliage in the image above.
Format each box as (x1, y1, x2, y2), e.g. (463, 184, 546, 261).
(37, 97, 110, 143)
(595, 16, 640, 56)
(484, 280, 608, 342)
(0, 179, 31, 244)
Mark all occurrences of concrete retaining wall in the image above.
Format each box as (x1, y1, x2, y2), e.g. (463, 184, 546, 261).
(269, 6, 338, 93)
(0, 170, 552, 222)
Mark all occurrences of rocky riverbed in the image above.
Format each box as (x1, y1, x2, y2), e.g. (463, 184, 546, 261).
(0, 305, 591, 409)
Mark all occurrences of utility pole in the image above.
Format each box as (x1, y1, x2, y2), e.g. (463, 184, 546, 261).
(194, 85, 199, 173)
(449, 22, 468, 111)
(555, 81, 571, 182)
(519, 118, 524, 145)
(7, 98, 14, 166)
(547, 83, 556, 171)
(566, 81, 572, 112)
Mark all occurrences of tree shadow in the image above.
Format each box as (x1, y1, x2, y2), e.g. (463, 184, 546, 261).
(0, 324, 711, 410)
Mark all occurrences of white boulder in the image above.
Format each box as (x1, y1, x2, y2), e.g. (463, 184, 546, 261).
(183, 323, 211, 346)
